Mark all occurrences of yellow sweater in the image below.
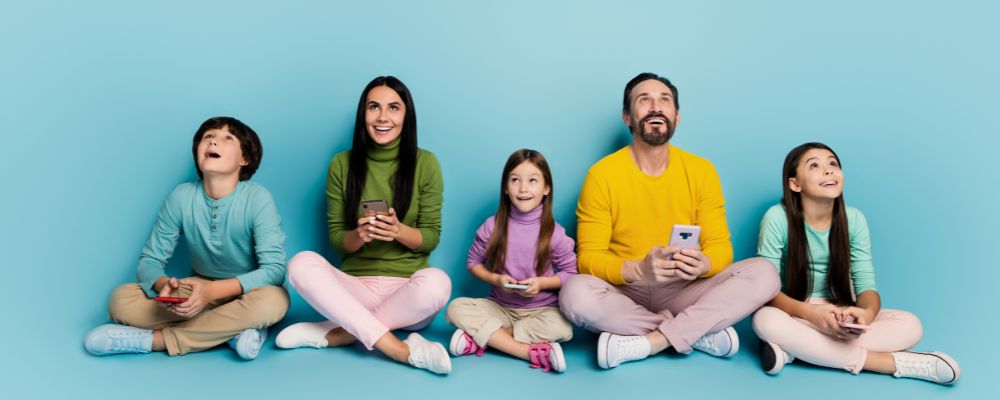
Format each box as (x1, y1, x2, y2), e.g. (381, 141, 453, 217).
(576, 145, 733, 284)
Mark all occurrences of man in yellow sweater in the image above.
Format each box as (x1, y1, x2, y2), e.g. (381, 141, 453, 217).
(559, 73, 780, 369)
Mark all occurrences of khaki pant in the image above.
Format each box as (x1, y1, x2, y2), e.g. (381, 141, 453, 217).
(446, 297, 573, 347)
(107, 283, 289, 356)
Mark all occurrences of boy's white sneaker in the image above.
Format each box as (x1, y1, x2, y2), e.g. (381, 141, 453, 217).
(228, 328, 267, 360)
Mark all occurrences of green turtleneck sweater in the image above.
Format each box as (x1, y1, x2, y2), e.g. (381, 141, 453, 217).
(326, 140, 443, 277)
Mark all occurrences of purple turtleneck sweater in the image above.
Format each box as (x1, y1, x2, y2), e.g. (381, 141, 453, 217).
(467, 205, 578, 309)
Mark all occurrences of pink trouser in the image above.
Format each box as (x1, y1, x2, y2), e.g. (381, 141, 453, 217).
(752, 299, 923, 374)
(287, 251, 452, 350)
(560, 257, 780, 353)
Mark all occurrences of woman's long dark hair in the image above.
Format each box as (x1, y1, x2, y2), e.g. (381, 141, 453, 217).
(781, 142, 854, 306)
(344, 76, 418, 229)
(485, 149, 555, 277)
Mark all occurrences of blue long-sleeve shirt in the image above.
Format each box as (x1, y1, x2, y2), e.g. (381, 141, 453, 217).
(136, 181, 287, 297)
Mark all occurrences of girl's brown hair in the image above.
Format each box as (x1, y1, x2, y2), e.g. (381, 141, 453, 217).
(485, 149, 555, 277)
(781, 142, 854, 306)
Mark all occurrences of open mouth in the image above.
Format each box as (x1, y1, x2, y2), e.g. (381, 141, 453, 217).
(642, 113, 668, 126)
(373, 126, 393, 133)
(206, 151, 221, 159)
(820, 180, 838, 188)
(516, 196, 534, 201)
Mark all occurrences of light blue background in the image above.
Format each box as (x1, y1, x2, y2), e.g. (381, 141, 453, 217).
(1, 1, 996, 398)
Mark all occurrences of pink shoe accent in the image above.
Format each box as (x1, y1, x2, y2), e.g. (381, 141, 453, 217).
(528, 343, 553, 372)
(462, 332, 485, 357)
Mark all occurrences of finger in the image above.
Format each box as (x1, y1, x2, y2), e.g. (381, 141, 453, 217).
(671, 252, 699, 266)
(679, 248, 704, 259)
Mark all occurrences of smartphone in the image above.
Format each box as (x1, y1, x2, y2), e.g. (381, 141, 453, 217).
(502, 283, 529, 290)
(838, 321, 871, 330)
(153, 296, 187, 303)
(360, 199, 389, 215)
(668, 224, 701, 249)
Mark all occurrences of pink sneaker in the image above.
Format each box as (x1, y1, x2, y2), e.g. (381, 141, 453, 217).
(449, 329, 485, 357)
(528, 342, 566, 373)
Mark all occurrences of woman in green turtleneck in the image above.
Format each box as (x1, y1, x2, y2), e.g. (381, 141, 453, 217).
(276, 76, 453, 375)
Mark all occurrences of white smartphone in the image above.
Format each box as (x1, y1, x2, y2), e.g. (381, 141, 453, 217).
(502, 283, 529, 290)
(668, 224, 701, 258)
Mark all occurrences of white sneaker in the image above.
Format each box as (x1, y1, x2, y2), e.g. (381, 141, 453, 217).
(597, 332, 651, 369)
(228, 328, 267, 360)
(760, 341, 794, 375)
(405, 333, 452, 375)
(892, 351, 960, 385)
(275, 321, 337, 349)
(692, 327, 739, 358)
(84, 324, 153, 356)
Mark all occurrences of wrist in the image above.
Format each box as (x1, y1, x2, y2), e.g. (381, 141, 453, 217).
(621, 261, 642, 283)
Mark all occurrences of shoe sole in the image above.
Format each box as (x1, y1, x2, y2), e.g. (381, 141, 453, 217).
(722, 327, 740, 358)
(597, 332, 611, 369)
(759, 341, 783, 375)
(549, 342, 567, 373)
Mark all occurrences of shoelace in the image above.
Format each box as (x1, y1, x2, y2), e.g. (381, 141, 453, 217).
(694, 331, 721, 353)
(528, 344, 552, 372)
(109, 331, 146, 352)
(896, 354, 938, 379)
(616, 336, 649, 360)
(461, 333, 485, 357)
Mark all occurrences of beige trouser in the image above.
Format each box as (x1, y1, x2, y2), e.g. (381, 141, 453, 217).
(446, 297, 573, 347)
(107, 283, 289, 356)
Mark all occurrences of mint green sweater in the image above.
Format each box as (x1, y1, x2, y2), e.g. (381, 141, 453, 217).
(326, 140, 443, 277)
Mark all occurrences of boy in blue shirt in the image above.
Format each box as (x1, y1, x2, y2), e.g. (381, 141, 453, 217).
(84, 116, 289, 360)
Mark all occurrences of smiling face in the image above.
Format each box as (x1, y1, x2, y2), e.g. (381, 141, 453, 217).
(365, 85, 406, 145)
(505, 160, 550, 213)
(789, 148, 844, 200)
(623, 79, 680, 146)
(196, 126, 248, 179)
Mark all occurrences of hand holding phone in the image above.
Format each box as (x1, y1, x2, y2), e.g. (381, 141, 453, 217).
(154, 296, 187, 303)
(502, 283, 529, 290)
(837, 321, 871, 331)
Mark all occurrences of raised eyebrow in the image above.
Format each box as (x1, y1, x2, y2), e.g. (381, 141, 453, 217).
(804, 157, 820, 164)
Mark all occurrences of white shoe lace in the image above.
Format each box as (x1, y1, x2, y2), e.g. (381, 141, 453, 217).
(894, 353, 939, 381)
(693, 330, 727, 355)
(613, 336, 650, 362)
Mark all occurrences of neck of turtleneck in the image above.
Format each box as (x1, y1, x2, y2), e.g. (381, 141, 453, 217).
(510, 204, 543, 225)
(368, 138, 401, 162)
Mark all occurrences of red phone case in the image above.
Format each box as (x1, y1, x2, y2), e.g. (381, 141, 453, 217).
(153, 296, 187, 303)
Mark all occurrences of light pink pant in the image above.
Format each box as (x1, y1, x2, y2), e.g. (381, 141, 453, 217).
(752, 299, 923, 374)
(560, 257, 781, 353)
(287, 251, 452, 350)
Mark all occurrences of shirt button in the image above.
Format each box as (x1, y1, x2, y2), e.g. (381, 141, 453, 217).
(212, 224, 217, 229)
(212, 214, 217, 219)
(213, 206, 219, 209)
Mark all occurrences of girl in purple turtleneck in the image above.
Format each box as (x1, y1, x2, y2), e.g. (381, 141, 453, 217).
(445, 149, 578, 373)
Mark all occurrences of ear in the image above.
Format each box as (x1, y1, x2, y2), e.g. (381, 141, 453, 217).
(622, 111, 632, 127)
(788, 177, 802, 193)
(543, 185, 551, 197)
(240, 157, 249, 167)
(674, 110, 681, 128)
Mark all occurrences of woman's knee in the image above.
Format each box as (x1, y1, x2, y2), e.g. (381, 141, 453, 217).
(412, 267, 453, 308)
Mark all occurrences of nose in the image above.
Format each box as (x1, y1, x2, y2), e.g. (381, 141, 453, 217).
(376, 109, 388, 122)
